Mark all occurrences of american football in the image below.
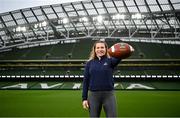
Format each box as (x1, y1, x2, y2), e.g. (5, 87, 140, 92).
(108, 43, 134, 59)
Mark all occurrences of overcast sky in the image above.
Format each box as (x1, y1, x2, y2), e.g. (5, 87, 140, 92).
(0, 0, 87, 13)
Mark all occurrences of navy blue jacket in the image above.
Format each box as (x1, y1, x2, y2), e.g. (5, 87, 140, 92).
(82, 56, 121, 101)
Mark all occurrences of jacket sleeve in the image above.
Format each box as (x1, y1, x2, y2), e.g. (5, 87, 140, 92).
(82, 61, 90, 101)
(110, 57, 121, 68)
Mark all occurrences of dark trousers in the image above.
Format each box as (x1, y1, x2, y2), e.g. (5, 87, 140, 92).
(88, 90, 117, 117)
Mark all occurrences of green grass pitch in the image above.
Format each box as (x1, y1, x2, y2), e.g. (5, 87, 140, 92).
(0, 90, 180, 117)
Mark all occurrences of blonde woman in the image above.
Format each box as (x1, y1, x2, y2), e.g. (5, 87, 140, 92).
(82, 40, 121, 117)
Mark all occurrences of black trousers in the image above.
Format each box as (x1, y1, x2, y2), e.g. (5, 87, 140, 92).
(88, 90, 117, 117)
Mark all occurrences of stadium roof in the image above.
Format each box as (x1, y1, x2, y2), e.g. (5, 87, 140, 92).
(0, 0, 180, 52)
(0, 0, 86, 13)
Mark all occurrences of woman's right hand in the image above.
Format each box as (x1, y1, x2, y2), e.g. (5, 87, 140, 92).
(82, 100, 89, 110)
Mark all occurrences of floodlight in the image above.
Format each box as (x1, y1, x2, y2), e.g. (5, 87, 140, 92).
(42, 21, 47, 27)
(80, 17, 88, 22)
(97, 15, 103, 23)
(132, 13, 142, 19)
(113, 14, 125, 20)
(21, 27, 26, 32)
(62, 18, 69, 24)
(16, 26, 26, 32)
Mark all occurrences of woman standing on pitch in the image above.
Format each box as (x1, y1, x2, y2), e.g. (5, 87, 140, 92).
(82, 40, 121, 117)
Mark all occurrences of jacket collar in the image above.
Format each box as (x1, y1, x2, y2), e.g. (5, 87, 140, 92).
(95, 55, 106, 60)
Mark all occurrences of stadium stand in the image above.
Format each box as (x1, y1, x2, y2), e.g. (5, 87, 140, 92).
(0, 40, 180, 60)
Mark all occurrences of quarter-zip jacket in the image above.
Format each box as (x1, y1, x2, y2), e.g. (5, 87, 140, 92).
(82, 56, 121, 101)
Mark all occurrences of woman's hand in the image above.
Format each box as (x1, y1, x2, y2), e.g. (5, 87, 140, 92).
(82, 100, 89, 110)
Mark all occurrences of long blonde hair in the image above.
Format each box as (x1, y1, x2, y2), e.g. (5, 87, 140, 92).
(88, 40, 110, 61)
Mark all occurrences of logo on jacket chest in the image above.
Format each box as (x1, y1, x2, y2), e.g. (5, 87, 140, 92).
(103, 62, 108, 66)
